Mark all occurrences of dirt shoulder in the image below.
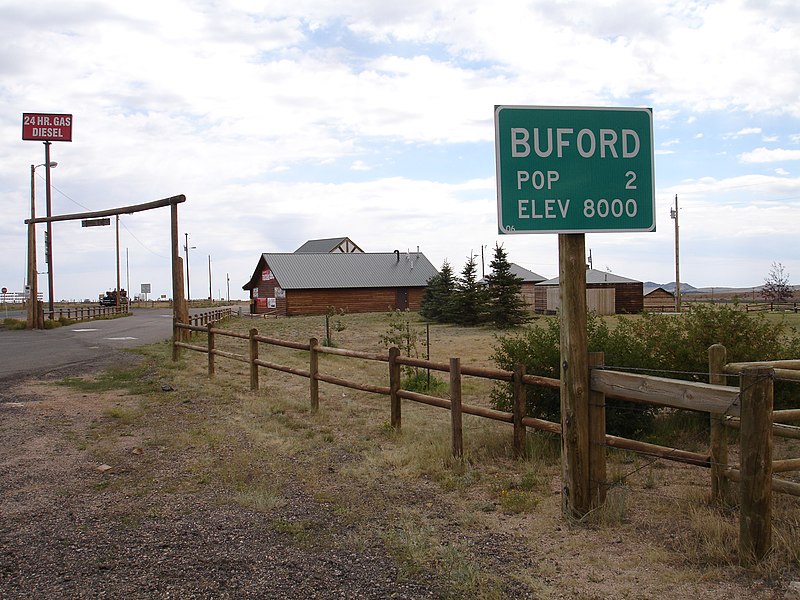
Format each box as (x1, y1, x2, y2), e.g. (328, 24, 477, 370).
(0, 338, 796, 599)
(0, 373, 442, 599)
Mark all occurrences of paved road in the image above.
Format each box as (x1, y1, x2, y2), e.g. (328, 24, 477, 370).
(0, 308, 180, 381)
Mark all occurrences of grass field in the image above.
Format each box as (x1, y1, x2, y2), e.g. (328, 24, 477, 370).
(54, 309, 800, 597)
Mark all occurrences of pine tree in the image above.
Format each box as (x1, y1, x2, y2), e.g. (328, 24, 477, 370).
(485, 243, 529, 328)
(450, 254, 489, 326)
(420, 261, 457, 322)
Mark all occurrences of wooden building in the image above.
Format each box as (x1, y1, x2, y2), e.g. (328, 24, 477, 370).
(242, 250, 437, 316)
(534, 268, 644, 315)
(644, 287, 676, 312)
(508, 263, 547, 311)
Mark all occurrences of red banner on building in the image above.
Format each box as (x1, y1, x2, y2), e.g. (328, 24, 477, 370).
(22, 113, 73, 142)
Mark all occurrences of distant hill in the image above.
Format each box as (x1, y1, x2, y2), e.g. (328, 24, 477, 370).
(644, 282, 799, 296)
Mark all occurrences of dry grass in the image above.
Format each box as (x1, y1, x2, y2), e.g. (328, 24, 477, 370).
(65, 310, 800, 598)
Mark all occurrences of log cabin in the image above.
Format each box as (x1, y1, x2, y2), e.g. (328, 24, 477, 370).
(242, 249, 437, 316)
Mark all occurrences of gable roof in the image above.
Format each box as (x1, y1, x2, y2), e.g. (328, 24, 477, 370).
(509, 263, 546, 283)
(480, 263, 546, 285)
(243, 252, 437, 290)
(537, 268, 641, 286)
(294, 237, 364, 253)
(644, 286, 675, 297)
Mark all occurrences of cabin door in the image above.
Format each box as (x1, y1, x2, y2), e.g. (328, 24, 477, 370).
(395, 288, 409, 310)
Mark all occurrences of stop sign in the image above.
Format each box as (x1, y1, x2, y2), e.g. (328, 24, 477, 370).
(1, 287, 6, 294)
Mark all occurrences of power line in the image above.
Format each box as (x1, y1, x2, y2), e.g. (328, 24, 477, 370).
(43, 178, 168, 259)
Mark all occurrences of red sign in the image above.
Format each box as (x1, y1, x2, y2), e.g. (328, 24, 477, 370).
(22, 113, 73, 142)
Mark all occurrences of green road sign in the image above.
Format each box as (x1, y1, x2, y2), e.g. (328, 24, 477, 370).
(494, 105, 654, 234)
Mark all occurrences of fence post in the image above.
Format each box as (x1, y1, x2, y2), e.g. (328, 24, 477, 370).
(172, 319, 180, 361)
(207, 323, 215, 379)
(309, 337, 319, 412)
(738, 365, 773, 567)
(512, 363, 527, 458)
(558, 233, 590, 519)
(708, 344, 730, 505)
(325, 314, 331, 347)
(450, 357, 463, 458)
(588, 351, 607, 508)
(249, 327, 259, 391)
(389, 346, 401, 431)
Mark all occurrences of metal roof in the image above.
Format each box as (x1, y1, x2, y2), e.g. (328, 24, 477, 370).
(537, 268, 641, 286)
(509, 263, 546, 283)
(245, 252, 437, 290)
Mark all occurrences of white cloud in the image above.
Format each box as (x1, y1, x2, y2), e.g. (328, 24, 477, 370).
(739, 148, 800, 163)
(731, 127, 763, 138)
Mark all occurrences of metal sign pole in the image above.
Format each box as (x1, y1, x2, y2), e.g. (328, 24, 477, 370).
(44, 142, 55, 315)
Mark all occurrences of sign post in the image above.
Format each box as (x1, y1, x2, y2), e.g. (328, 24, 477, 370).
(494, 105, 655, 519)
(23, 112, 73, 320)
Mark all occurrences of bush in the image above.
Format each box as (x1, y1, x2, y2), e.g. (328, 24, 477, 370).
(2, 318, 28, 330)
(491, 305, 800, 439)
(491, 313, 658, 438)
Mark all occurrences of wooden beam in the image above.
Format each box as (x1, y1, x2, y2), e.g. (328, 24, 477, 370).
(738, 366, 773, 567)
(450, 357, 463, 458)
(25, 194, 186, 224)
(591, 369, 741, 416)
(559, 233, 590, 518)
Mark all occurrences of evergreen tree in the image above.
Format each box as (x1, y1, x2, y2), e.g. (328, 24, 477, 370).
(420, 261, 456, 322)
(485, 243, 529, 328)
(450, 254, 490, 326)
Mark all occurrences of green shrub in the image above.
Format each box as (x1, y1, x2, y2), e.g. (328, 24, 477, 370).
(491, 304, 800, 439)
(402, 368, 447, 394)
(2, 318, 28, 330)
(491, 313, 658, 438)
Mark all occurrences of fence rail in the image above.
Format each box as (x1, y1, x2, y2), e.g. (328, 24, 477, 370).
(744, 302, 799, 313)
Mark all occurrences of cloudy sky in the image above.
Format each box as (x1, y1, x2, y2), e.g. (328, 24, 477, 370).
(1, 0, 799, 302)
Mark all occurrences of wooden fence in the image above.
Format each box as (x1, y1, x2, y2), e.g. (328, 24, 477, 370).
(45, 304, 128, 321)
(187, 307, 236, 328)
(172, 321, 799, 566)
(744, 302, 799, 313)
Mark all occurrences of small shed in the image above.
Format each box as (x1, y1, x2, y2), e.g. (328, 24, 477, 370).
(534, 268, 644, 315)
(508, 263, 546, 310)
(644, 287, 676, 312)
(242, 251, 437, 316)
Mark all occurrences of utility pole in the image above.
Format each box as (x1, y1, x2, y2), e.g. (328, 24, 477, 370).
(115, 215, 121, 308)
(27, 164, 39, 328)
(670, 194, 681, 312)
(184, 233, 195, 303)
(208, 254, 212, 301)
(226, 273, 230, 302)
(126, 247, 130, 300)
